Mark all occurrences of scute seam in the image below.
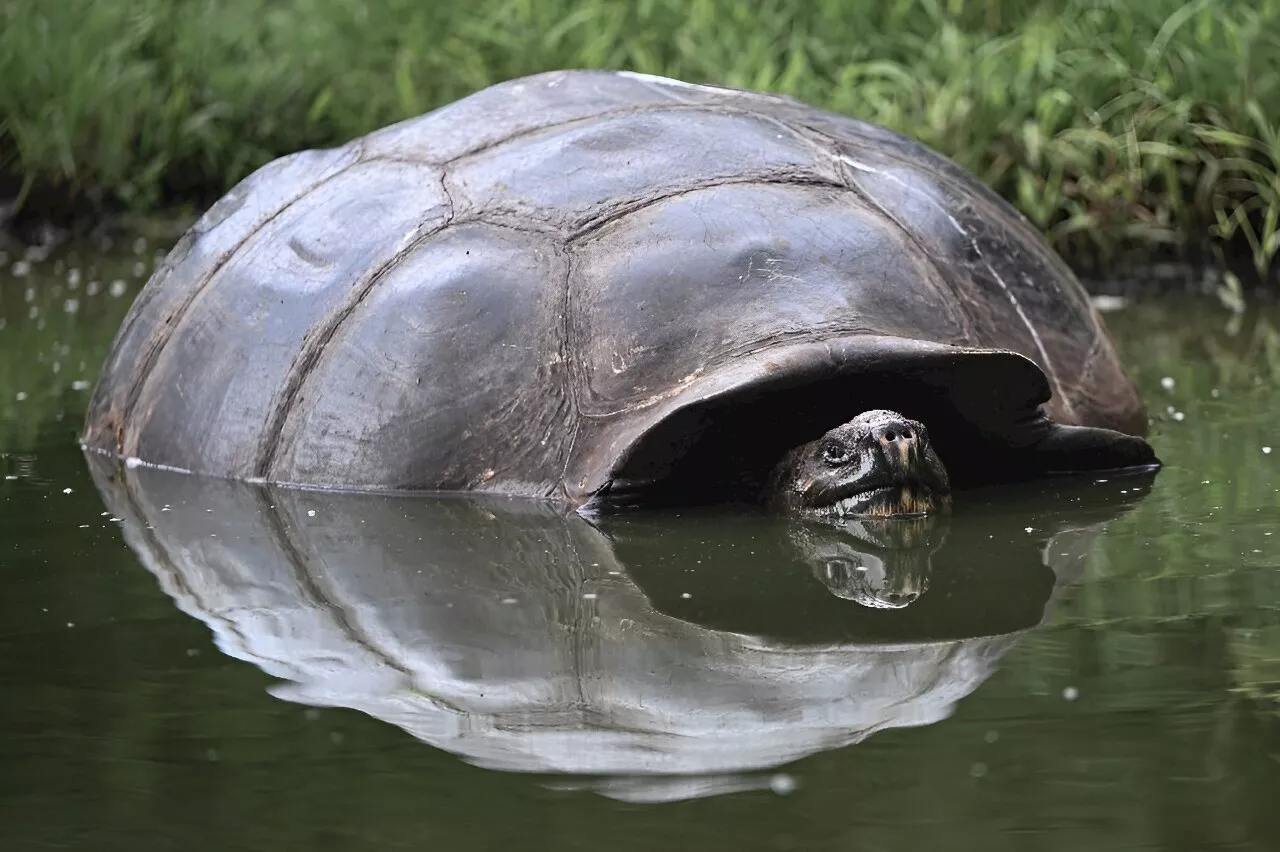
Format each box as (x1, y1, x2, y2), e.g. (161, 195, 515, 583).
(828, 156, 980, 349)
(566, 171, 846, 243)
(557, 246, 584, 497)
(118, 148, 364, 457)
(440, 102, 815, 168)
(364, 100, 841, 172)
(255, 170, 457, 480)
(833, 153, 1072, 418)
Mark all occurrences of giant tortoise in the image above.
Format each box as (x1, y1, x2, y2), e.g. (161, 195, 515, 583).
(81, 70, 1159, 517)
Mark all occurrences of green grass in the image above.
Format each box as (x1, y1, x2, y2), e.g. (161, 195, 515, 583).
(3, 0, 1280, 275)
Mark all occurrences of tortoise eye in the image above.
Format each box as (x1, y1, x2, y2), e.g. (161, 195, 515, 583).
(822, 442, 851, 466)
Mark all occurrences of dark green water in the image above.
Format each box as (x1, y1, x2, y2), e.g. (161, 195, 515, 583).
(2, 244, 1279, 851)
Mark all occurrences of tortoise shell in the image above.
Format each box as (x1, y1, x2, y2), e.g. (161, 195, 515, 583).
(82, 70, 1150, 507)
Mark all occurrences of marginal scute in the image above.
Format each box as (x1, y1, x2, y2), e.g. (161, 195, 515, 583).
(80, 142, 362, 456)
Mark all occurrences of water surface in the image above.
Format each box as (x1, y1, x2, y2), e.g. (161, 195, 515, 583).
(1, 246, 1278, 851)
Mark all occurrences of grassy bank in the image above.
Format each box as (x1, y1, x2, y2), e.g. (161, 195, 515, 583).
(3, 0, 1280, 276)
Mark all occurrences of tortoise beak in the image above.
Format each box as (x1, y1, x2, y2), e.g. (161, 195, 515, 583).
(847, 484, 950, 518)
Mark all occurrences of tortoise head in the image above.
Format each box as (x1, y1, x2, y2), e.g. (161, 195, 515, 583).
(768, 409, 951, 518)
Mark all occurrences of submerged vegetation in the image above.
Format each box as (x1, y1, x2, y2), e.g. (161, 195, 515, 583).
(2, 0, 1280, 275)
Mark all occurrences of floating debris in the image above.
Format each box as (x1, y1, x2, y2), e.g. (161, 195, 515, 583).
(769, 773, 798, 795)
(1090, 294, 1129, 312)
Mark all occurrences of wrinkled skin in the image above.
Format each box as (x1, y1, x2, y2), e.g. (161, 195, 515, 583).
(769, 410, 951, 518)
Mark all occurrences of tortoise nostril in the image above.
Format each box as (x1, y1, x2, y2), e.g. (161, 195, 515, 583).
(871, 418, 920, 447)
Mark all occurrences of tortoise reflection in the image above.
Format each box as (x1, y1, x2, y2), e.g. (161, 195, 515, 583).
(86, 452, 1155, 803)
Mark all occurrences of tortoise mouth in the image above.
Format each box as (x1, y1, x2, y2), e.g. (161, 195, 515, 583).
(808, 482, 947, 519)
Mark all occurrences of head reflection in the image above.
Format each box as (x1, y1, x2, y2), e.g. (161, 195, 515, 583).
(794, 515, 947, 609)
(86, 453, 1155, 803)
